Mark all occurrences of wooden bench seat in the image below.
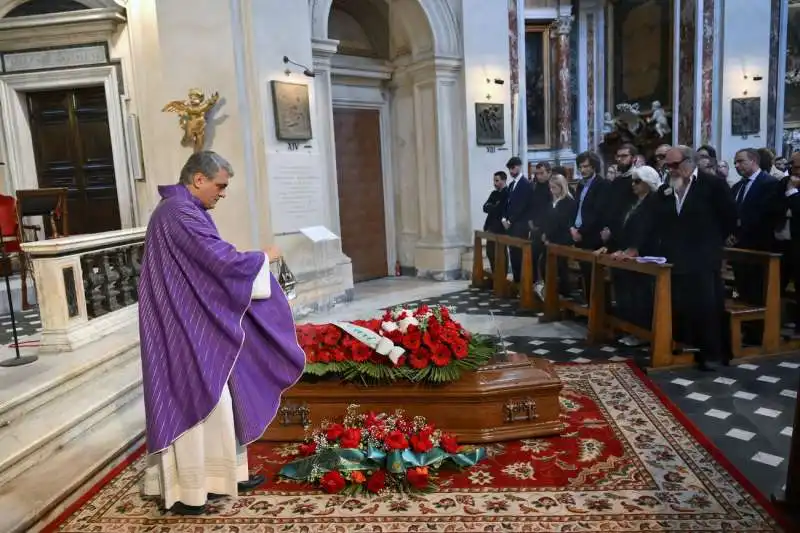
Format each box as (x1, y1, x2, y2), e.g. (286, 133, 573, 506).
(725, 299, 766, 319)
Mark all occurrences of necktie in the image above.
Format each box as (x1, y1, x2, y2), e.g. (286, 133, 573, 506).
(736, 178, 750, 205)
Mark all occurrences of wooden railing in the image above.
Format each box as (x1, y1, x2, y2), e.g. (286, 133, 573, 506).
(471, 231, 538, 312)
(722, 248, 783, 358)
(542, 244, 693, 368)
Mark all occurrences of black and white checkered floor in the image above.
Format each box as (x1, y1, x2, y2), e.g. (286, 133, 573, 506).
(398, 289, 798, 500)
(0, 309, 42, 345)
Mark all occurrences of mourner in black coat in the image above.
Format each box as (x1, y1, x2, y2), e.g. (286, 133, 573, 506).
(482, 171, 508, 274)
(730, 149, 782, 307)
(570, 151, 611, 302)
(540, 175, 577, 296)
(502, 157, 532, 283)
(605, 165, 661, 339)
(528, 162, 554, 282)
(655, 147, 738, 370)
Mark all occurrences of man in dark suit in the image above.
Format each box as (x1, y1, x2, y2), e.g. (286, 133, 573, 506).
(730, 148, 781, 307)
(656, 146, 738, 370)
(502, 157, 532, 283)
(483, 171, 508, 274)
(605, 143, 639, 252)
(570, 151, 610, 301)
(528, 162, 553, 283)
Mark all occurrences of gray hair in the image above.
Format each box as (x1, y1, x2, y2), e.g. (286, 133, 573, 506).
(178, 151, 234, 185)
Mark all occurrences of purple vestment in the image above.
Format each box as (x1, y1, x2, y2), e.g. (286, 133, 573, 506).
(139, 184, 306, 454)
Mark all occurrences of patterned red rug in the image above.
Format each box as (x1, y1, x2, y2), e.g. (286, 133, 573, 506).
(44, 363, 787, 532)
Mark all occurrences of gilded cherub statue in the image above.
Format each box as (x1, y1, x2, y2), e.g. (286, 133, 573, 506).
(162, 88, 220, 153)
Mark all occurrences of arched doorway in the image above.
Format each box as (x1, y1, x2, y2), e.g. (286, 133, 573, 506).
(312, 0, 467, 280)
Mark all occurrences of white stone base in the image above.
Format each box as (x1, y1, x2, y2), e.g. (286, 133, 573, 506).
(414, 243, 466, 280)
(38, 305, 138, 354)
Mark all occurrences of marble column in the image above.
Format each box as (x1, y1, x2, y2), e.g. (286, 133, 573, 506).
(767, 0, 782, 150)
(700, 0, 714, 145)
(678, 0, 697, 146)
(555, 16, 573, 151)
(586, 12, 596, 149)
(311, 38, 340, 236)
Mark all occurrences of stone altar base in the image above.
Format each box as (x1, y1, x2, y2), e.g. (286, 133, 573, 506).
(260, 354, 564, 443)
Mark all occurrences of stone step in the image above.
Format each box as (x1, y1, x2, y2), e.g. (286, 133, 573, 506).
(0, 349, 143, 487)
(0, 394, 144, 533)
(0, 327, 139, 425)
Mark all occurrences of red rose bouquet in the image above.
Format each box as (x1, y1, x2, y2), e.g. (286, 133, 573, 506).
(296, 305, 494, 384)
(279, 405, 486, 495)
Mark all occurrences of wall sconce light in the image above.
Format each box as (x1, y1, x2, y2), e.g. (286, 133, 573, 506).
(752, 75, 764, 81)
(283, 56, 316, 78)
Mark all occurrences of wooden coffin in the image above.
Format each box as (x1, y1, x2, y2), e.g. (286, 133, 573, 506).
(260, 353, 565, 444)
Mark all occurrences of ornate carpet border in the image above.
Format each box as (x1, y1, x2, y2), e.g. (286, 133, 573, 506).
(40, 361, 792, 531)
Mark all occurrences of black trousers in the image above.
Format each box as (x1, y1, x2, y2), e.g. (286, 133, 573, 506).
(531, 232, 545, 282)
(613, 270, 654, 330)
(672, 270, 729, 363)
(486, 237, 508, 275)
(507, 225, 529, 283)
(540, 251, 571, 296)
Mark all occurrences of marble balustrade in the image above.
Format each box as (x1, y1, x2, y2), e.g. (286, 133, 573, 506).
(21, 228, 146, 353)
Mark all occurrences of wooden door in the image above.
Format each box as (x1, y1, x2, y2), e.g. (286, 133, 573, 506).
(333, 108, 388, 282)
(27, 86, 121, 235)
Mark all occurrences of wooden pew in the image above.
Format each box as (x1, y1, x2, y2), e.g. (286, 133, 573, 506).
(594, 255, 694, 369)
(723, 248, 783, 358)
(472, 230, 538, 312)
(541, 244, 601, 337)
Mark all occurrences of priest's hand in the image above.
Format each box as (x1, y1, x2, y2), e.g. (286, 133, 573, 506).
(265, 245, 282, 262)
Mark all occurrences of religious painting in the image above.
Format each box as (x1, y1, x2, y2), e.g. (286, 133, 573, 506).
(608, 0, 673, 109)
(270, 81, 313, 142)
(475, 103, 505, 145)
(524, 24, 553, 148)
(784, 1, 800, 127)
(731, 97, 761, 136)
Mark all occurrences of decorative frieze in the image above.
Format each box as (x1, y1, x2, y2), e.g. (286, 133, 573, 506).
(3, 44, 108, 73)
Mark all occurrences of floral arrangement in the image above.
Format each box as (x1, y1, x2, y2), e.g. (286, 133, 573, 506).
(279, 405, 486, 494)
(296, 305, 494, 384)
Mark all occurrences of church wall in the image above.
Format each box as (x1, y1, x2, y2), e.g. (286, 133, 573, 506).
(717, 0, 773, 164)
(124, 0, 262, 250)
(461, 0, 513, 233)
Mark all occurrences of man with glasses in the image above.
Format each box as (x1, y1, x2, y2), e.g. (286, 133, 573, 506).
(652, 143, 671, 183)
(655, 146, 737, 370)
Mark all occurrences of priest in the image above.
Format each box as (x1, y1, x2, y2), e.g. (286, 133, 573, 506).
(139, 151, 306, 515)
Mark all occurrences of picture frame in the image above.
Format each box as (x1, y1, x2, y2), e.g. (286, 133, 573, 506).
(525, 24, 553, 148)
(731, 97, 761, 136)
(270, 81, 313, 142)
(475, 102, 505, 146)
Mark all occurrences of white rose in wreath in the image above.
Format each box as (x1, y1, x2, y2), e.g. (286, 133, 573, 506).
(397, 316, 419, 333)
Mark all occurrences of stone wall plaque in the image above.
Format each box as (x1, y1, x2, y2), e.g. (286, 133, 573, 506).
(731, 97, 761, 136)
(3, 44, 107, 73)
(475, 103, 505, 146)
(270, 81, 313, 142)
(268, 154, 325, 234)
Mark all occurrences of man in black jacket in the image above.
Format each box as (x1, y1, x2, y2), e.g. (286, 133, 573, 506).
(502, 157, 532, 283)
(570, 151, 610, 301)
(605, 144, 639, 251)
(483, 171, 508, 274)
(656, 146, 738, 370)
(529, 162, 553, 282)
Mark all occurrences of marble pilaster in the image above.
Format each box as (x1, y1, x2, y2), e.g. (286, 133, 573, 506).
(700, 0, 714, 145)
(586, 12, 596, 149)
(555, 16, 573, 150)
(678, 0, 697, 145)
(311, 38, 340, 236)
(767, 0, 781, 150)
(401, 57, 468, 278)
